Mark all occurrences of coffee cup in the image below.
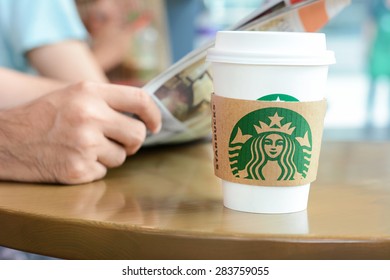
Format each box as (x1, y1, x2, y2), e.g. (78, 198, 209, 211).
(207, 31, 335, 213)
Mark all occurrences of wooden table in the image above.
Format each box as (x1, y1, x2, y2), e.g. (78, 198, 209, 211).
(0, 140, 390, 259)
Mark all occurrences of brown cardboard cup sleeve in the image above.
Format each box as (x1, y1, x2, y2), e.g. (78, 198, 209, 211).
(211, 94, 327, 187)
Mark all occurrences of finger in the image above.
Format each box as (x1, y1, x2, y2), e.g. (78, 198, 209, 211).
(59, 160, 107, 185)
(96, 136, 127, 168)
(101, 110, 147, 155)
(84, 161, 108, 183)
(98, 84, 162, 134)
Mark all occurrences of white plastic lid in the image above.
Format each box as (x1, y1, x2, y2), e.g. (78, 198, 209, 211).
(206, 31, 335, 66)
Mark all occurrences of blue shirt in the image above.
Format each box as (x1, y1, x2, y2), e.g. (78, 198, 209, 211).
(0, 0, 88, 73)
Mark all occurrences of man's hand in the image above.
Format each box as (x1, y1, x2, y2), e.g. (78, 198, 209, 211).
(0, 82, 161, 184)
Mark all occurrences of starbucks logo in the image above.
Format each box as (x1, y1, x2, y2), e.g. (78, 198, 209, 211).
(228, 94, 312, 181)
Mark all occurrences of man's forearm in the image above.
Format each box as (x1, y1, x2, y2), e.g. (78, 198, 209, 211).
(0, 68, 66, 110)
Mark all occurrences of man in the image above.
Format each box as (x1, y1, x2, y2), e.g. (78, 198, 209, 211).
(0, 0, 161, 184)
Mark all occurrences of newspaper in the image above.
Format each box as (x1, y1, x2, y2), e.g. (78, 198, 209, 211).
(143, 0, 351, 146)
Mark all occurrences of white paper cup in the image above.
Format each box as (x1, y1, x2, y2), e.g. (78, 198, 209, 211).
(207, 31, 335, 214)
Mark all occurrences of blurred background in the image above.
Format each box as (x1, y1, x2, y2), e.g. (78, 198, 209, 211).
(166, 0, 386, 141)
(96, 0, 383, 140)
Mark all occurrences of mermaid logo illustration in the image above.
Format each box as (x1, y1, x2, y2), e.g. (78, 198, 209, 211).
(228, 96, 312, 182)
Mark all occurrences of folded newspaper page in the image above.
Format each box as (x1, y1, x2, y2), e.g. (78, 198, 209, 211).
(143, 0, 350, 146)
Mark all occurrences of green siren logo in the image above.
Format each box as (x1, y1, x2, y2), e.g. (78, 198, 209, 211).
(228, 94, 312, 181)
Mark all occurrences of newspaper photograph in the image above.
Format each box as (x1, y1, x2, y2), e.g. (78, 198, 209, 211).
(143, 0, 351, 146)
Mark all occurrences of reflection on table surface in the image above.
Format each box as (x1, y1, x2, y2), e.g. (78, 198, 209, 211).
(1, 140, 390, 259)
